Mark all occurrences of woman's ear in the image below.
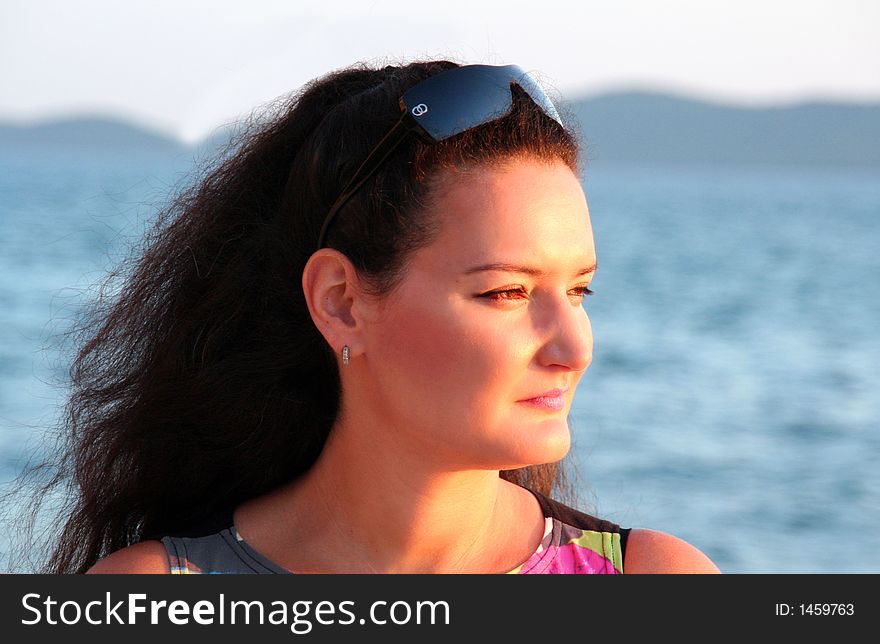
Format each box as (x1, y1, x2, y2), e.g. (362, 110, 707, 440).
(301, 249, 367, 359)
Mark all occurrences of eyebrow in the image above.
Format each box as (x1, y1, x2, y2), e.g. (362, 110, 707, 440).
(463, 261, 597, 277)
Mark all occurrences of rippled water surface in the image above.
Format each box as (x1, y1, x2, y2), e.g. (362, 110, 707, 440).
(2, 150, 878, 572)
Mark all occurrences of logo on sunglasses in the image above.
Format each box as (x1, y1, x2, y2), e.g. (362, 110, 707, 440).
(411, 103, 429, 117)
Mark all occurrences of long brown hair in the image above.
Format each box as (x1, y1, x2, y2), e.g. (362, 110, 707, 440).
(12, 60, 585, 573)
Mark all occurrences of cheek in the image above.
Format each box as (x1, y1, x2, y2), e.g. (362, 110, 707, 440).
(373, 299, 512, 402)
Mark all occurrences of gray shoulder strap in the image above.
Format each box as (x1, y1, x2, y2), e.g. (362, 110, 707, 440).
(161, 528, 290, 574)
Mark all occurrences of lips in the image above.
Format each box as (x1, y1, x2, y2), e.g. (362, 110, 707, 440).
(518, 387, 569, 411)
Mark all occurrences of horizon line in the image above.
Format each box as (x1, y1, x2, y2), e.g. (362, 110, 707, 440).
(2, 86, 879, 146)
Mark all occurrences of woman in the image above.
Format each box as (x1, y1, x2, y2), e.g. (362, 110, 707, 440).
(37, 60, 718, 573)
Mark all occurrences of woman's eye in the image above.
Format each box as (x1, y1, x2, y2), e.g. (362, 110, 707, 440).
(478, 286, 595, 303)
(480, 288, 527, 301)
(571, 286, 595, 300)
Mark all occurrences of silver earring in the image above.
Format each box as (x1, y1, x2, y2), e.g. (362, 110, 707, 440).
(342, 345, 350, 366)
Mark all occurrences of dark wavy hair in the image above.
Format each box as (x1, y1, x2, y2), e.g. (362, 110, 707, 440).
(11, 59, 586, 573)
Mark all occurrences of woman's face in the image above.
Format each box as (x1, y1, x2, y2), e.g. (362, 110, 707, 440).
(357, 158, 596, 471)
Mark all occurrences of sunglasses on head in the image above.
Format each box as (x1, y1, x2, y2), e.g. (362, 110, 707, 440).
(316, 64, 563, 249)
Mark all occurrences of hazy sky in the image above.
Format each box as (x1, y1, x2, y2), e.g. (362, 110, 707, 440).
(2, 0, 878, 142)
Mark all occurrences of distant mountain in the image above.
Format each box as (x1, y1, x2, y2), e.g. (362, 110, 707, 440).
(569, 91, 880, 167)
(0, 117, 186, 154)
(2, 93, 879, 167)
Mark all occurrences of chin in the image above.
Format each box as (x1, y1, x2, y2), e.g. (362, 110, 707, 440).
(495, 419, 572, 469)
(533, 428, 572, 464)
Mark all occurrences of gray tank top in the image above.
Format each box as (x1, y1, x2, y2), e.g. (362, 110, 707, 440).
(162, 527, 290, 574)
(160, 490, 628, 574)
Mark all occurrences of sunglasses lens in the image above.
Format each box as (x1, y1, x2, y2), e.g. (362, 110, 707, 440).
(512, 69, 562, 125)
(401, 65, 561, 141)
(318, 64, 563, 249)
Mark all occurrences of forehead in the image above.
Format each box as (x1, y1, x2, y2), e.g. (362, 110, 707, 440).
(417, 159, 595, 271)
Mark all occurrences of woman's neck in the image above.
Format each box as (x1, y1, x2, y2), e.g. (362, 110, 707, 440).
(233, 420, 544, 573)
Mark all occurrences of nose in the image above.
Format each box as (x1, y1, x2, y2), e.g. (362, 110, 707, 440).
(536, 296, 593, 372)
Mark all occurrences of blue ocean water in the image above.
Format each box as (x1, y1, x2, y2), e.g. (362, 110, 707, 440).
(1, 148, 877, 573)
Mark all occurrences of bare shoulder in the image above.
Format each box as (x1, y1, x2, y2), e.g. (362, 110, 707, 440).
(86, 540, 171, 574)
(624, 528, 721, 574)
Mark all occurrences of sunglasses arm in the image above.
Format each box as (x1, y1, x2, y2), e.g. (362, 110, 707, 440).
(316, 113, 415, 249)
